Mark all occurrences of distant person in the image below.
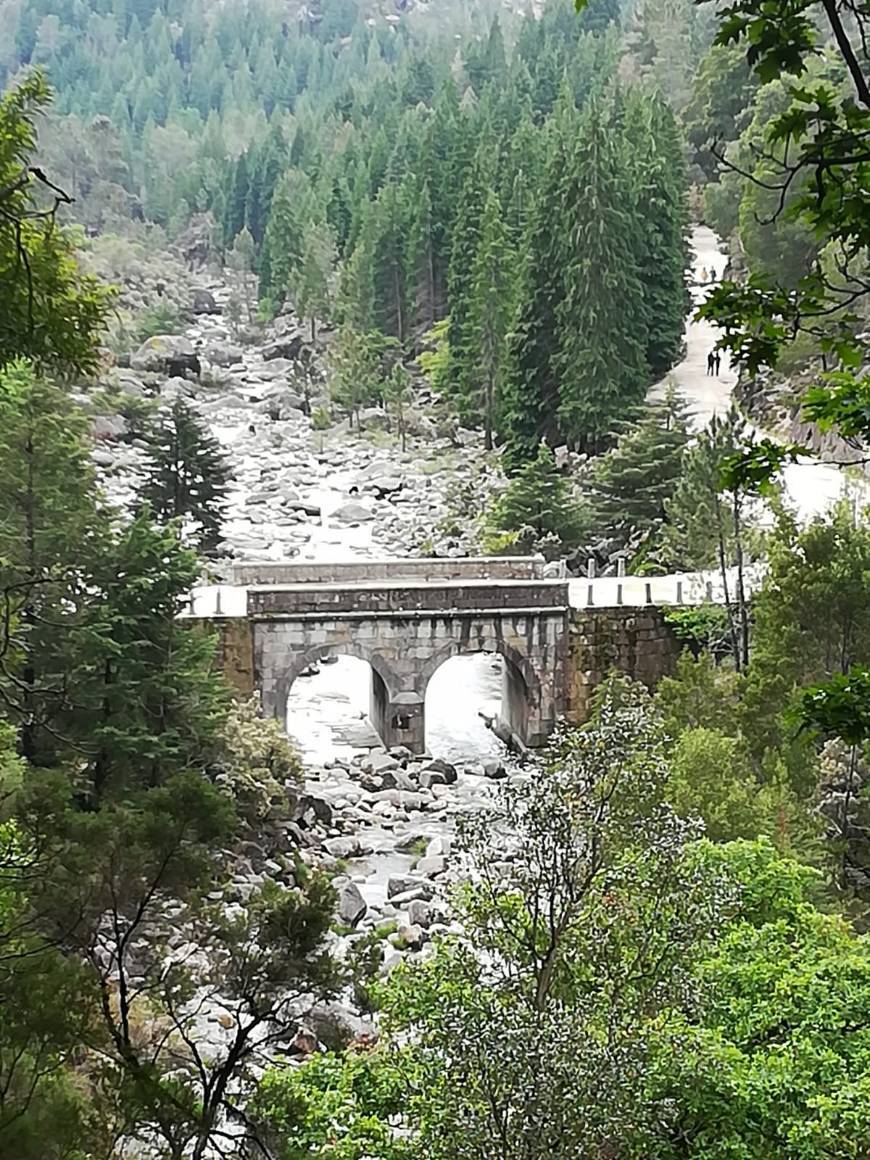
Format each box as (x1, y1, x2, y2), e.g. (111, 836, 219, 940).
(700, 266, 708, 283)
(706, 350, 715, 376)
(714, 351, 722, 375)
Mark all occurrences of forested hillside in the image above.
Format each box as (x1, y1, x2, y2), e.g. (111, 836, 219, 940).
(1, 0, 692, 454)
(2, 0, 870, 1157)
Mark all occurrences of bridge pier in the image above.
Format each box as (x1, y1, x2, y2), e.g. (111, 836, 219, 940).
(368, 671, 426, 753)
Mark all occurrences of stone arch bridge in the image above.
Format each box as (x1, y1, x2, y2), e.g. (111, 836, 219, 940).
(188, 557, 740, 754)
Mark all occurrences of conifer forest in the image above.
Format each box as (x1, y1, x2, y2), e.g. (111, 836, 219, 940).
(2, 0, 870, 1156)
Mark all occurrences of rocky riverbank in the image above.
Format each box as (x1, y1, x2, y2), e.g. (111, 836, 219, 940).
(92, 272, 502, 564)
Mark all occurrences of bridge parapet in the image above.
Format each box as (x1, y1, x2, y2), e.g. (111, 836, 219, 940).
(222, 556, 546, 586)
(247, 579, 569, 618)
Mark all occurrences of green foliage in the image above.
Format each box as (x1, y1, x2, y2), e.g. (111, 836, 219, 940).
(134, 299, 183, 342)
(656, 408, 751, 572)
(0, 72, 111, 375)
(138, 399, 232, 556)
(664, 605, 734, 659)
(584, 387, 691, 558)
(214, 696, 302, 827)
(311, 405, 332, 431)
(76, 511, 228, 798)
(371, 683, 731, 1159)
(668, 726, 786, 842)
(742, 504, 870, 776)
(796, 668, 870, 748)
(329, 327, 395, 428)
(650, 841, 870, 1159)
(254, 1050, 412, 1160)
(692, 0, 870, 487)
(485, 442, 587, 559)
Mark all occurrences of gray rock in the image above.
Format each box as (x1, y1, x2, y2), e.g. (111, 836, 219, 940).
(295, 794, 333, 827)
(131, 334, 200, 377)
(387, 874, 430, 900)
(416, 854, 446, 877)
(324, 836, 361, 859)
(397, 922, 426, 950)
(421, 758, 457, 784)
(192, 288, 219, 314)
(338, 882, 367, 927)
(357, 406, 391, 431)
(362, 752, 400, 774)
(332, 501, 375, 524)
(382, 768, 417, 792)
(262, 334, 304, 361)
(394, 831, 430, 853)
(305, 1001, 377, 1050)
(406, 898, 432, 928)
(483, 760, 508, 780)
(92, 414, 128, 440)
(205, 341, 243, 368)
(419, 769, 446, 789)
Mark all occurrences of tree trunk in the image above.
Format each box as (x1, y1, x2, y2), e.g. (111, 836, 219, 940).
(732, 492, 750, 670)
(714, 492, 741, 669)
(484, 371, 494, 452)
(21, 433, 37, 762)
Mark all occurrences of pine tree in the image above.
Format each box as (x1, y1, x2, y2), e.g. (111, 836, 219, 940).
(228, 226, 256, 322)
(0, 362, 106, 761)
(443, 147, 489, 415)
(259, 169, 312, 310)
(656, 407, 750, 572)
(486, 441, 588, 559)
(291, 220, 335, 343)
(555, 99, 649, 452)
(138, 401, 231, 557)
(467, 189, 516, 449)
(329, 327, 385, 429)
(499, 111, 570, 467)
(625, 92, 690, 379)
(78, 511, 225, 797)
(585, 386, 692, 554)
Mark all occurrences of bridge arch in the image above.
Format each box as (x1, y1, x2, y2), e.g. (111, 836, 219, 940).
(275, 642, 403, 749)
(277, 641, 399, 704)
(419, 636, 541, 751)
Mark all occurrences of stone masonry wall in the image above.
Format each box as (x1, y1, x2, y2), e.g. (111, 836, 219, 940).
(248, 580, 568, 617)
(211, 617, 255, 699)
(566, 607, 680, 724)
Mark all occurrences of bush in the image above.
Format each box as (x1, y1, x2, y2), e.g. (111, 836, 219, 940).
(311, 406, 332, 431)
(135, 302, 184, 342)
(213, 697, 302, 829)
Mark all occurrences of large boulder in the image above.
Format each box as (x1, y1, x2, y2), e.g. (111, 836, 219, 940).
(131, 335, 201, 378)
(305, 1001, 377, 1050)
(337, 881, 367, 927)
(262, 334, 304, 361)
(203, 341, 243, 368)
(332, 501, 375, 524)
(192, 288, 219, 315)
(357, 406, 391, 432)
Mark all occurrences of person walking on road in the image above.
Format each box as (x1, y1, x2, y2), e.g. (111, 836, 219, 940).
(714, 350, 722, 376)
(706, 350, 715, 376)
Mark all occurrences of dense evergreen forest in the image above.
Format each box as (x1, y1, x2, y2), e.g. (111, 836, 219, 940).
(2, 0, 870, 1157)
(1, 0, 693, 454)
